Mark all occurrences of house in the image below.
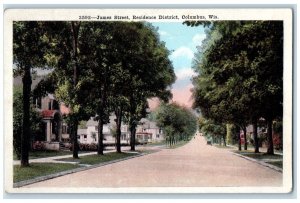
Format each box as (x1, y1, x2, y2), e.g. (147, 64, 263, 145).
(35, 93, 69, 150)
(83, 115, 130, 144)
(136, 118, 164, 143)
(14, 75, 70, 150)
(78, 117, 164, 145)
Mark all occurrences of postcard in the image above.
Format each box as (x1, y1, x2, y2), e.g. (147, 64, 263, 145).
(4, 8, 293, 194)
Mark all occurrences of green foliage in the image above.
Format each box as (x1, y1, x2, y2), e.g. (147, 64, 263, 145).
(59, 152, 136, 165)
(78, 120, 87, 129)
(13, 86, 43, 160)
(199, 117, 226, 145)
(156, 103, 198, 146)
(190, 21, 283, 151)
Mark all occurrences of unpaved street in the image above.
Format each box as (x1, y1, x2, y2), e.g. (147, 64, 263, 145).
(25, 135, 282, 188)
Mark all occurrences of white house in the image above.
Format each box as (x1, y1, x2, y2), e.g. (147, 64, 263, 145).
(77, 116, 164, 145)
(136, 118, 164, 143)
(80, 115, 130, 144)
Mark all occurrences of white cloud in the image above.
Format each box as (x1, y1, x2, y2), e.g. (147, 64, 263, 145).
(171, 46, 194, 60)
(175, 68, 196, 81)
(192, 34, 206, 45)
(158, 30, 170, 37)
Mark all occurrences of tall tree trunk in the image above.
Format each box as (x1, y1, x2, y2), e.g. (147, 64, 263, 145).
(253, 119, 259, 153)
(115, 109, 122, 153)
(71, 22, 80, 85)
(21, 66, 31, 167)
(237, 126, 241, 151)
(72, 118, 79, 158)
(97, 117, 104, 155)
(243, 126, 247, 150)
(223, 134, 226, 147)
(266, 118, 274, 155)
(70, 22, 81, 159)
(130, 121, 136, 151)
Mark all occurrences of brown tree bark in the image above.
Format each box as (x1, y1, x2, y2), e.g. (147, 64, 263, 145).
(253, 119, 259, 153)
(72, 118, 79, 159)
(70, 22, 81, 158)
(21, 65, 31, 166)
(130, 122, 136, 151)
(115, 108, 122, 153)
(243, 126, 247, 150)
(237, 126, 241, 151)
(97, 117, 104, 155)
(266, 118, 274, 155)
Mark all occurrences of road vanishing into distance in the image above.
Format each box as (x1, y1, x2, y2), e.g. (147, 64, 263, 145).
(24, 135, 282, 188)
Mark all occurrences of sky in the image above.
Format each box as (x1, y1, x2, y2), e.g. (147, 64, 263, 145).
(149, 22, 206, 109)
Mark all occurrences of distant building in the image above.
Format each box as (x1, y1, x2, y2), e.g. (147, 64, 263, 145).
(82, 115, 129, 144)
(136, 118, 164, 143)
(78, 117, 164, 145)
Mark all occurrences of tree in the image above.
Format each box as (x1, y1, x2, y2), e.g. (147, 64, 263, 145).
(41, 21, 95, 158)
(13, 22, 50, 166)
(156, 103, 198, 146)
(189, 21, 283, 154)
(13, 85, 43, 159)
(80, 22, 175, 153)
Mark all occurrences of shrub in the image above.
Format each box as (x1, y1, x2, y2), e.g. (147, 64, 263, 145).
(273, 133, 282, 150)
(70, 143, 99, 151)
(32, 141, 46, 151)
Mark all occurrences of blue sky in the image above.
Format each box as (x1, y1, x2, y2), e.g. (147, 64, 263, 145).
(151, 22, 206, 107)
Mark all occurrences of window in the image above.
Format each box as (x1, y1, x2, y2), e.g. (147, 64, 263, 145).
(84, 135, 87, 141)
(156, 134, 159, 138)
(48, 101, 52, 110)
(77, 135, 80, 140)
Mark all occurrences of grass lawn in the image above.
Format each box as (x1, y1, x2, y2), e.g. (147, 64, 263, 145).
(234, 151, 283, 169)
(14, 163, 80, 183)
(213, 144, 234, 149)
(58, 152, 137, 165)
(146, 141, 166, 147)
(235, 151, 282, 160)
(266, 161, 283, 169)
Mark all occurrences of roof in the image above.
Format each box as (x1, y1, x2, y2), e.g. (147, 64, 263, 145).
(86, 115, 120, 127)
(140, 118, 159, 129)
(77, 129, 87, 135)
(14, 75, 45, 89)
(41, 110, 60, 119)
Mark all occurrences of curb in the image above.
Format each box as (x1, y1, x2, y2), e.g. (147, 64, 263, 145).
(13, 152, 146, 188)
(231, 152, 283, 173)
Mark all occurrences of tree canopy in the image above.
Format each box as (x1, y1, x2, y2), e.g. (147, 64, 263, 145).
(189, 21, 283, 154)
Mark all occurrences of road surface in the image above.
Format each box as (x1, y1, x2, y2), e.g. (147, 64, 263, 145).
(24, 135, 282, 188)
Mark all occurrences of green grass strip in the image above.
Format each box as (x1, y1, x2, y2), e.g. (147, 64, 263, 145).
(14, 163, 80, 183)
(59, 152, 137, 165)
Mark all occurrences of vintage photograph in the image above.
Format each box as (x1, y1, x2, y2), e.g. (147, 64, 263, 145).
(4, 9, 293, 193)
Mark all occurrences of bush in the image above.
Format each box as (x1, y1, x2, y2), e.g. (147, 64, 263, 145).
(32, 141, 46, 151)
(273, 133, 282, 150)
(69, 143, 98, 151)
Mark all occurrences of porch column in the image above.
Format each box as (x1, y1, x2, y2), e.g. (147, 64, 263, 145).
(46, 120, 51, 142)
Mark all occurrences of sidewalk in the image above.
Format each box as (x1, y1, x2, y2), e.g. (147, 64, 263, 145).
(13, 145, 163, 165)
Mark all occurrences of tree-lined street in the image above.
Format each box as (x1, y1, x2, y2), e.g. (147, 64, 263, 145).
(24, 135, 282, 188)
